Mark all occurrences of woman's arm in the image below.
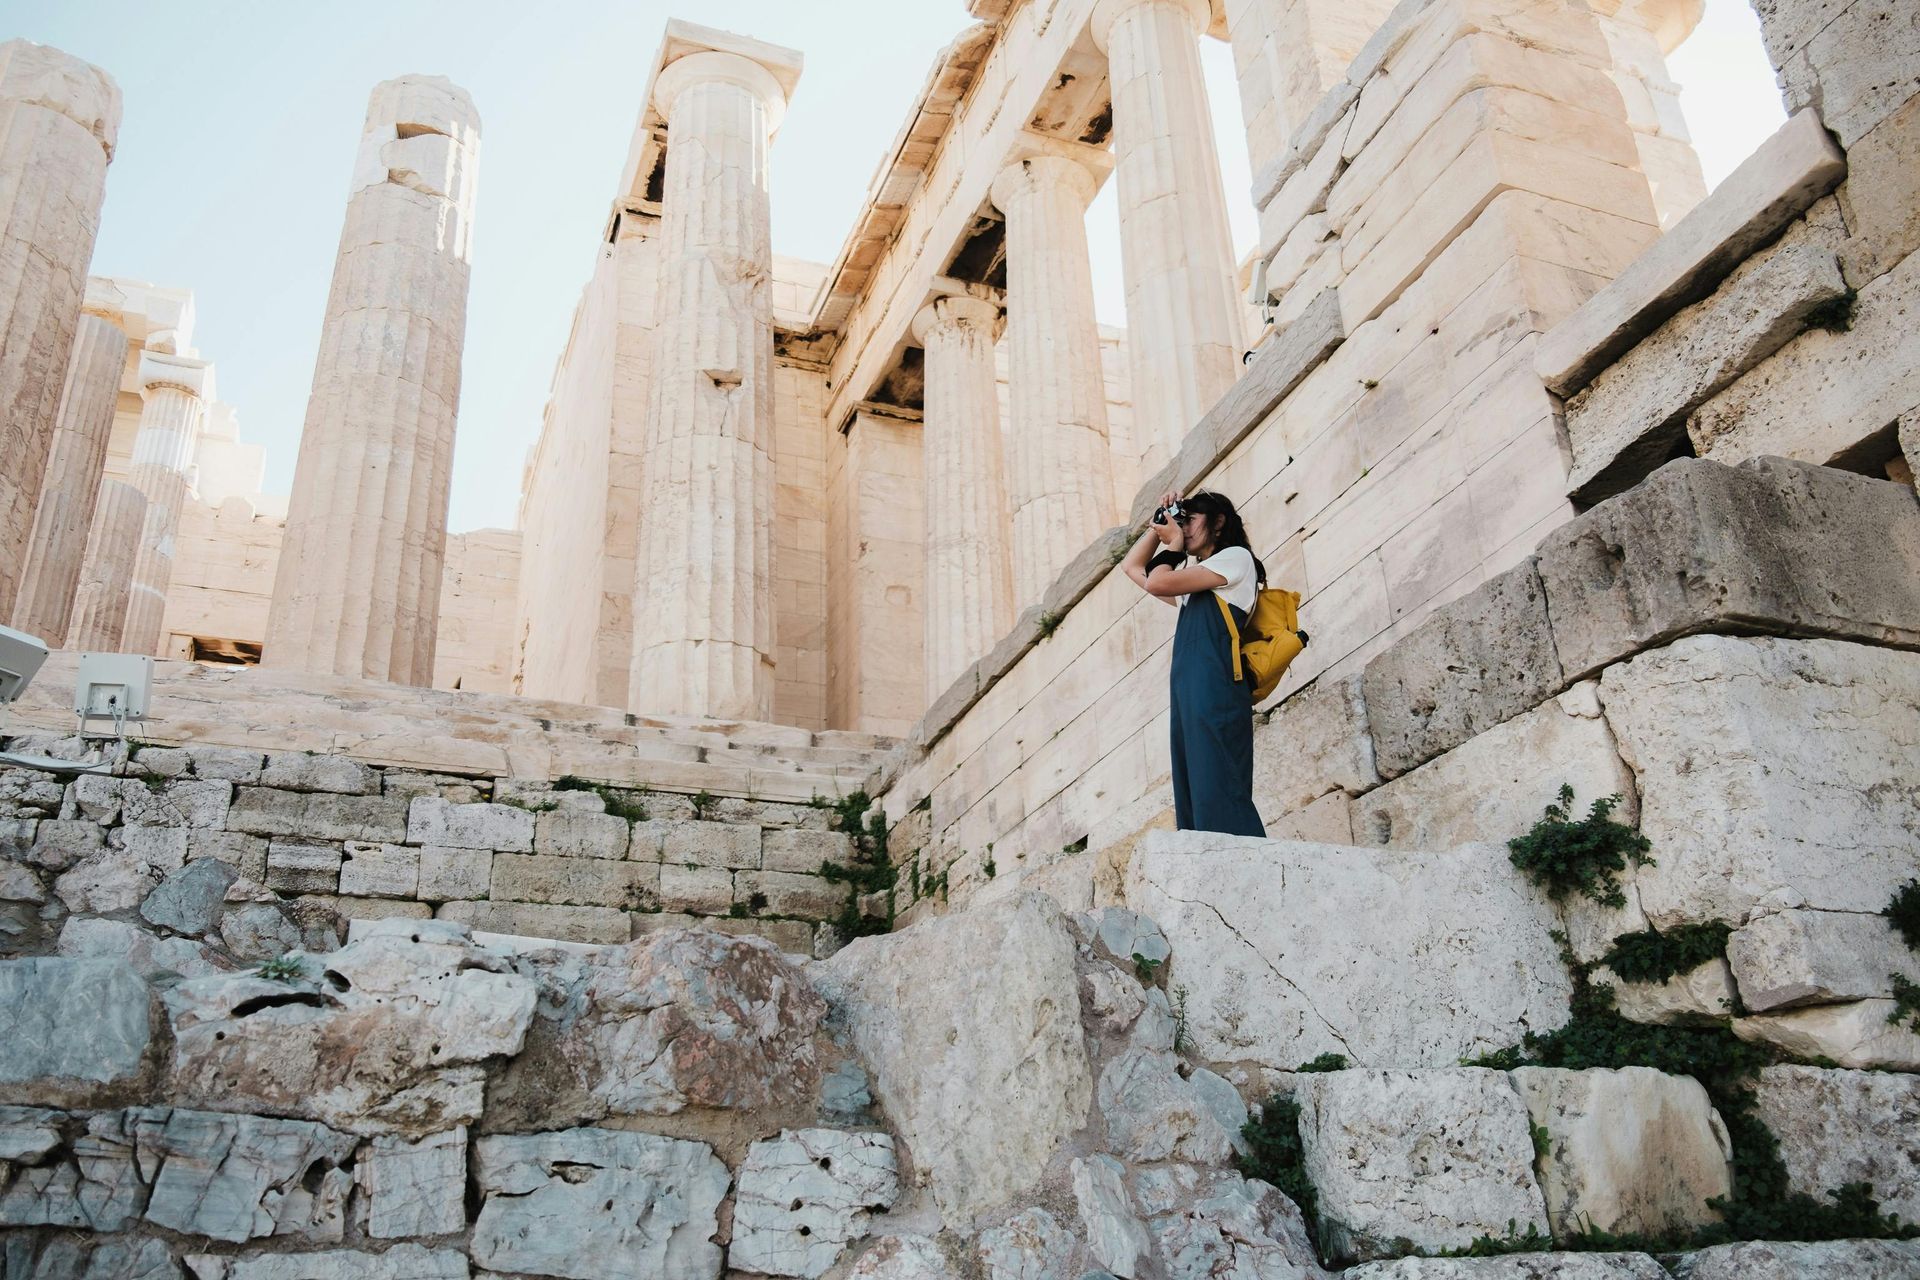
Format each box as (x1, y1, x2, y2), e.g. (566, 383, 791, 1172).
(1121, 491, 1228, 603)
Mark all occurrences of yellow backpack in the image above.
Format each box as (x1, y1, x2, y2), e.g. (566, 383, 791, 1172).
(1213, 586, 1308, 702)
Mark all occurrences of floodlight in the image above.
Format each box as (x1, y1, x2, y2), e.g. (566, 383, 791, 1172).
(73, 652, 153, 736)
(0, 623, 49, 705)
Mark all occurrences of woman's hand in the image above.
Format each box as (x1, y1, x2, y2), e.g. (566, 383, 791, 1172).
(1152, 489, 1187, 549)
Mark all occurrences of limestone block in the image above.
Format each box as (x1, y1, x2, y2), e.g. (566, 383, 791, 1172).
(3, 1236, 179, 1280)
(1510, 1067, 1730, 1239)
(1771, 0, 1920, 146)
(1297, 1069, 1548, 1262)
(356, 1126, 466, 1239)
(762, 826, 855, 874)
(1835, 93, 1920, 283)
(264, 841, 341, 894)
(1133, 831, 1571, 1067)
(185, 1245, 469, 1280)
(1595, 959, 1737, 1027)
(738, 869, 843, 919)
(0, 1105, 143, 1230)
(1727, 909, 1920, 1012)
(435, 899, 629, 944)
(493, 852, 657, 910)
(1599, 636, 1920, 931)
(1540, 458, 1920, 681)
(57, 916, 230, 983)
(219, 904, 303, 963)
(849, 1236, 963, 1280)
(1733, 999, 1920, 1070)
(1535, 110, 1846, 396)
(659, 863, 733, 914)
(732, 1128, 899, 1277)
(1097, 1048, 1235, 1164)
(1751, 1065, 1920, 1223)
(184, 745, 267, 783)
(1347, 1258, 1668, 1278)
(164, 927, 536, 1132)
(188, 830, 266, 882)
(1249, 673, 1379, 823)
(141, 858, 239, 935)
(535, 807, 630, 859)
(659, 818, 762, 869)
(817, 892, 1093, 1221)
(0, 858, 42, 904)
(384, 771, 485, 803)
(226, 789, 409, 844)
(1355, 683, 1632, 852)
(976, 1206, 1082, 1280)
(25, 817, 104, 869)
(1145, 1169, 1327, 1280)
(1565, 245, 1850, 502)
(416, 845, 489, 900)
(0, 958, 155, 1106)
(1071, 1154, 1147, 1278)
(406, 797, 534, 852)
(1670, 1239, 1920, 1278)
(1362, 561, 1564, 778)
(337, 842, 420, 898)
(471, 1127, 729, 1280)
(126, 1105, 355, 1243)
(493, 929, 826, 1126)
(54, 829, 184, 913)
(259, 753, 380, 795)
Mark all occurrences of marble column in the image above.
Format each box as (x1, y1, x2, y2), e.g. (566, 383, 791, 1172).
(67, 479, 145, 651)
(265, 76, 481, 685)
(913, 293, 1014, 702)
(121, 351, 208, 657)
(0, 41, 121, 620)
(629, 48, 796, 721)
(990, 147, 1119, 606)
(1093, 0, 1243, 469)
(12, 313, 129, 642)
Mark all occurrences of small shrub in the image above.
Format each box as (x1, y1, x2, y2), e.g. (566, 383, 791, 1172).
(1239, 1095, 1319, 1247)
(1295, 1052, 1347, 1073)
(1600, 922, 1732, 985)
(1888, 973, 1920, 1033)
(1530, 1119, 1552, 1161)
(1133, 953, 1162, 985)
(1441, 1222, 1555, 1258)
(257, 952, 307, 983)
(1886, 880, 1920, 951)
(1507, 785, 1653, 908)
(1036, 611, 1063, 640)
(982, 857, 996, 879)
(690, 789, 715, 819)
(818, 790, 894, 938)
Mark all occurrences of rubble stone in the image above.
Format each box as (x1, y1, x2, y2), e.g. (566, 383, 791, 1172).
(977, 1207, 1082, 1280)
(141, 858, 239, 934)
(184, 1244, 470, 1280)
(356, 1126, 467, 1239)
(3, 1236, 180, 1280)
(731, 1128, 900, 1277)
(0, 1105, 143, 1230)
(1146, 1172, 1326, 1280)
(848, 1236, 962, 1280)
(1098, 1048, 1234, 1164)
(1072, 1154, 1149, 1278)
(130, 1105, 357, 1243)
(0, 957, 154, 1106)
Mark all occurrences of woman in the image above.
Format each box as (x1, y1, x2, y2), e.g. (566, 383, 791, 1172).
(1120, 488, 1267, 837)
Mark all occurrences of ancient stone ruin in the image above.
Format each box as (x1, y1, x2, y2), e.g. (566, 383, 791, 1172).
(2, 0, 1918, 1275)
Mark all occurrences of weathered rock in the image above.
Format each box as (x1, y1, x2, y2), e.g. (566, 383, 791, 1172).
(1669, 1238, 1920, 1279)
(184, 1244, 469, 1280)
(2, 1235, 180, 1280)
(188, 830, 267, 882)
(415, 845, 489, 900)
(1082, 964, 1149, 1036)
(56, 836, 185, 913)
(1726, 909, 1919, 1012)
(1296, 1069, 1549, 1262)
(181, 745, 267, 783)
(165, 924, 535, 1133)
(1250, 673, 1379, 825)
(1751, 1065, 1920, 1223)
(1128, 834, 1571, 1068)
(0, 957, 155, 1105)
(1098, 1049, 1235, 1164)
(847, 1236, 961, 1280)
(471, 1127, 729, 1280)
(260, 752, 380, 794)
(1733, 998, 1920, 1069)
(339, 843, 421, 898)
(1346, 1257, 1667, 1278)
(356, 1125, 466, 1239)
(1072, 1155, 1149, 1278)
(1085, 907, 1171, 970)
(1189, 1068, 1251, 1158)
(24, 817, 105, 870)
(1510, 1067, 1730, 1239)
(497, 928, 825, 1127)
(59, 917, 232, 983)
(818, 892, 1093, 1222)
(533, 806, 630, 859)
(761, 826, 854, 873)
(407, 797, 533, 851)
(1595, 959, 1736, 1026)
(732, 1128, 899, 1277)
(978, 1207, 1083, 1280)
(128, 1105, 356, 1242)
(0, 1105, 143, 1230)
(263, 841, 343, 894)
(1147, 1171, 1327, 1280)
(1538, 458, 1920, 681)
(226, 788, 409, 843)
(1600, 636, 1920, 932)
(0, 857, 43, 903)
(1362, 562, 1565, 778)
(141, 858, 240, 935)
(219, 903, 304, 962)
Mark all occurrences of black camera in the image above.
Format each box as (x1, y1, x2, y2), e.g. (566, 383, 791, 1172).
(1152, 501, 1186, 526)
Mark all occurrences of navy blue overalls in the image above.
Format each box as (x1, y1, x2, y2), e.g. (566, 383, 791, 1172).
(1169, 590, 1267, 837)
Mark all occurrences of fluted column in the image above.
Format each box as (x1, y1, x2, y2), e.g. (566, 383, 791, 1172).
(629, 49, 795, 721)
(1093, 0, 1243, 469)
(67, 479, 145, 651)
(913, 294, 1014, 702)
(122, 351, 208, 656)
(13, 313, 129, 642)
(0, 41, 121, 619)
(265, 76, 481, 685)
(990, 149, 1119, 606)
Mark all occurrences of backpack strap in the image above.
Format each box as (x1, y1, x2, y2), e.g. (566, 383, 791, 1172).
(1212, 593, 1244, 682)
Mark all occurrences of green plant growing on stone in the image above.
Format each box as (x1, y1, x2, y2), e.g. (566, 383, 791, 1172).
(1063, 835, 1088, 854)
(1530, 1119, 1553, 1161)
(1238, 1095, 1320, 1252)
(689, 789, 716, 819)
(257, 952, 307, 983)
(1506, 785, 1652, 908)
(1171, 984, 1192, 1054)
(1295, 1052, 1347, 1073)
(1599, 922, 1732, 985)
(982, 855, 995, 879)
(554, 775, 648, 821)
(1133, 953, 1162, 985)
(1888, 974, 1920, 1033)
(1036, 610, 1063, 641)
(818, 791, 894, 939)
(1886, 879, 1920, 950)
(1804, 286, 1857, 333)
(1440, 1221, 1555, 1257)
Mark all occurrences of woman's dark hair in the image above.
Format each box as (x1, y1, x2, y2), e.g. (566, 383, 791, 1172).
(1181, 491, 1266, 586)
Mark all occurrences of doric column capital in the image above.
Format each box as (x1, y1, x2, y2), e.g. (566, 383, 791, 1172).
(136, 351, 211, 400)
(0, 39, 122, 158)
(653, 50, 792, 132)
(1090, 0, 1214, 52)
(990, 145, 1109, 215)
(913, 293, 1004, 346)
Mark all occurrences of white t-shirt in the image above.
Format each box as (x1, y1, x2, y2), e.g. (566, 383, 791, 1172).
(1177, 545, 1258, 615)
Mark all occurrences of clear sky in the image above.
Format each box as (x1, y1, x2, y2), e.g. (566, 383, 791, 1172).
(13, 0, 1782, 534)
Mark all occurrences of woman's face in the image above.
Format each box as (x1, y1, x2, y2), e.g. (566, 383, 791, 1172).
(1180, 511, 1216, 553)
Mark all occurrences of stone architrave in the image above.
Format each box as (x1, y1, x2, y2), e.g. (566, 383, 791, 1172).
(990, 142, 1120, 606)
(66, 479, 147, 651)
(0, 41, 121, 620)
(913, 293, 1014, 701)
(121, 349, 209, 656)
(13, 313, 128, 643)
(628, 42, 798, 721)
(1092, 0, 1243, 469)
(265, 76, 481, 685)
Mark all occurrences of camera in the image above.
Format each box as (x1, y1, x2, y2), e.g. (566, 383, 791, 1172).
(1152, 501, 1186, 526)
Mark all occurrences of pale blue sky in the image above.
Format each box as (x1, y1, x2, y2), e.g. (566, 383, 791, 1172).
(12, 0, 1781, 533)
